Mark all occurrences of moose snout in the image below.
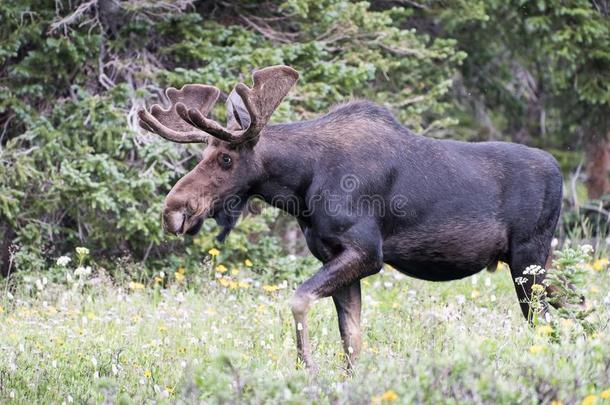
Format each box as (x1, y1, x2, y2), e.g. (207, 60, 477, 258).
(163, 209, 187, 235)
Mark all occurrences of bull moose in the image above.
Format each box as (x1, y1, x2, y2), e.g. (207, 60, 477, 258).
(138, 65, 562, 370)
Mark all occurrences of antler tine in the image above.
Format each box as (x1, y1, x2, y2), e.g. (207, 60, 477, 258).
(138, 84, 220, 144)
(182, 65, 299, 144)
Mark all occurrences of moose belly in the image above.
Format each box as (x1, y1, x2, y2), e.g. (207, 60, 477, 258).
(382, 220, 508, 282)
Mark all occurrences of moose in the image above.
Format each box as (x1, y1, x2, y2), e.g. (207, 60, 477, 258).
(138, 65, 563, 370)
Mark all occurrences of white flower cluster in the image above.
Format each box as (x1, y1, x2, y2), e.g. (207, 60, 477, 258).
(581, 244, 594, 255)
(56, 256, 71, 267)
(74, 266, 92, 277)
(523, 265, 545, 276)
(514, 277, 528, 285)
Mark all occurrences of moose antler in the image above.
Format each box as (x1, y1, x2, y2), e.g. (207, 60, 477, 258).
(138, 84, 220, 143)
(177, 65, 299, 144)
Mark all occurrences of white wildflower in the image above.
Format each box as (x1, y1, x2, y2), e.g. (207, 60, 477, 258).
(515, 277, 528, 285)
(581, 244, 594, 254)
(74, 266, 92, 277)
(91, 356, 97, 368)
(35, 279, 44, 291)
(523, 265, 544, 275)
(56, 256, 71, 267)
(456, 295, 466, 305)
(75, 247, 89, 257)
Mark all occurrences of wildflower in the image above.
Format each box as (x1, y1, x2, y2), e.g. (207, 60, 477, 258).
(231, 268, 240, 275)
(523, 265, 545, 275)
(600, 389, 610, 399)
(56, 256, 71, 267)
(590, 286, 600, 293)
(244, 259, 253, 267)
(262, 284, 279, 292)
(529, 344, 545, 354)
(581, 244, 594, 254)
(238, 281, 250, 289)
(91, 356, 98, 368)
(144, 369, 152, 378)
(76, 247, 90, 257)
(216, 264, 228, 273)
(175, 272, 185, 282)
(219, 278, 230, 287)
(470, 289, 480, 299)
(531, 284, 545, 294)
(208, 248, 220, 257)
(582, 395, 597, 405)
(165, 386, 175, 395)
(158, 325, 168, 333)
(592, 258, 609, 272)
(74, 266, 92, 277)
(128, 281, 145, 290)
(154, 276, 163, 284)
(536, 325, 553, 335)
(515, 277, 528, 285)
(551, 400, 564, 405)
(228, 280, 238, 289)
(373, 390, 398, 403)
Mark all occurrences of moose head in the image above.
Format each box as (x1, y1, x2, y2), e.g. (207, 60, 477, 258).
(138, 66, 299, 240)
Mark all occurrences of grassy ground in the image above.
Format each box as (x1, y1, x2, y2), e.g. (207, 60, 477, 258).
(0, 256, 609, 404)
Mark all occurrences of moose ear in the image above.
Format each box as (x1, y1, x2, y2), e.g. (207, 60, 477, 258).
(226, 88, 252, 131)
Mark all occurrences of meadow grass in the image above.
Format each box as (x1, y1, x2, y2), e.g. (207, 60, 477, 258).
(0, 258, 609, 404)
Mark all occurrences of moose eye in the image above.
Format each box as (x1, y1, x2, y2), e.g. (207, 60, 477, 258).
(218, 153, 232, 169)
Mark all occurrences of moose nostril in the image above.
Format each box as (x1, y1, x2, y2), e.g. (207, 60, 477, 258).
(163, 210, 188, 235)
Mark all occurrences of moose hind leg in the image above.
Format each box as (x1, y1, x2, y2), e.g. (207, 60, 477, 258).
(332, 281, 362, 370)
(509, 240, 551, 322)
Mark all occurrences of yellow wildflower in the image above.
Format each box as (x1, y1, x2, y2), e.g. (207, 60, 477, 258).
(178, 347, 187, 354)
(529, 344, 545, 354)
(144, 370, 152, 379)
(0, 306, 4, 314)
(592, 258, 609, 271)
(551, 401, 564, 405)
(373, 390, 398, 403)
(244, 259, 253, 267)
(176, 267, 185, 275)
(231, 268, 240, 275)
(158, 325, 168, 333)
(128, 281, 145, 290)
(165, 386, 175, 395)
(208, 248, 220, 257)
(219, 278, 230, 287)
(582, 394, 598, 405)
(228, 280, 238, 289)
(531, 284, 545, 294)
(216, 264, 228, 273)
(262, 284, 279, 292)
(86, 311, 95, 320)
(175, 272, 185, 282)
(600, 389, 610, 399)
(154, 276, 163, 284)
(238, 281, 250, 289)
(536, 325, 553, 335)
(590, 286, 600, 293)
(470, 289, 480, 299)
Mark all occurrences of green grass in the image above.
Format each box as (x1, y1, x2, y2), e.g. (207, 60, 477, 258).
(0, 261, 609, 404)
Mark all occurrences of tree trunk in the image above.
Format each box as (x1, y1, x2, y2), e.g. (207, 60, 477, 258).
(1, 224, 16, 278)
(585, 135, 610, 199)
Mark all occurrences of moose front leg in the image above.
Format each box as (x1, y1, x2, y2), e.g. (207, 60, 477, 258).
(290, 245, 381, 371)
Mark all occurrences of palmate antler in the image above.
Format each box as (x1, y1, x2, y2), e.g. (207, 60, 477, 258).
(138, 84, 219, 143)
(138, 65, 299, 145)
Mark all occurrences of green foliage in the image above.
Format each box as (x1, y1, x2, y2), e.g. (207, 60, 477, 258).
(1, 0, 464, 273)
